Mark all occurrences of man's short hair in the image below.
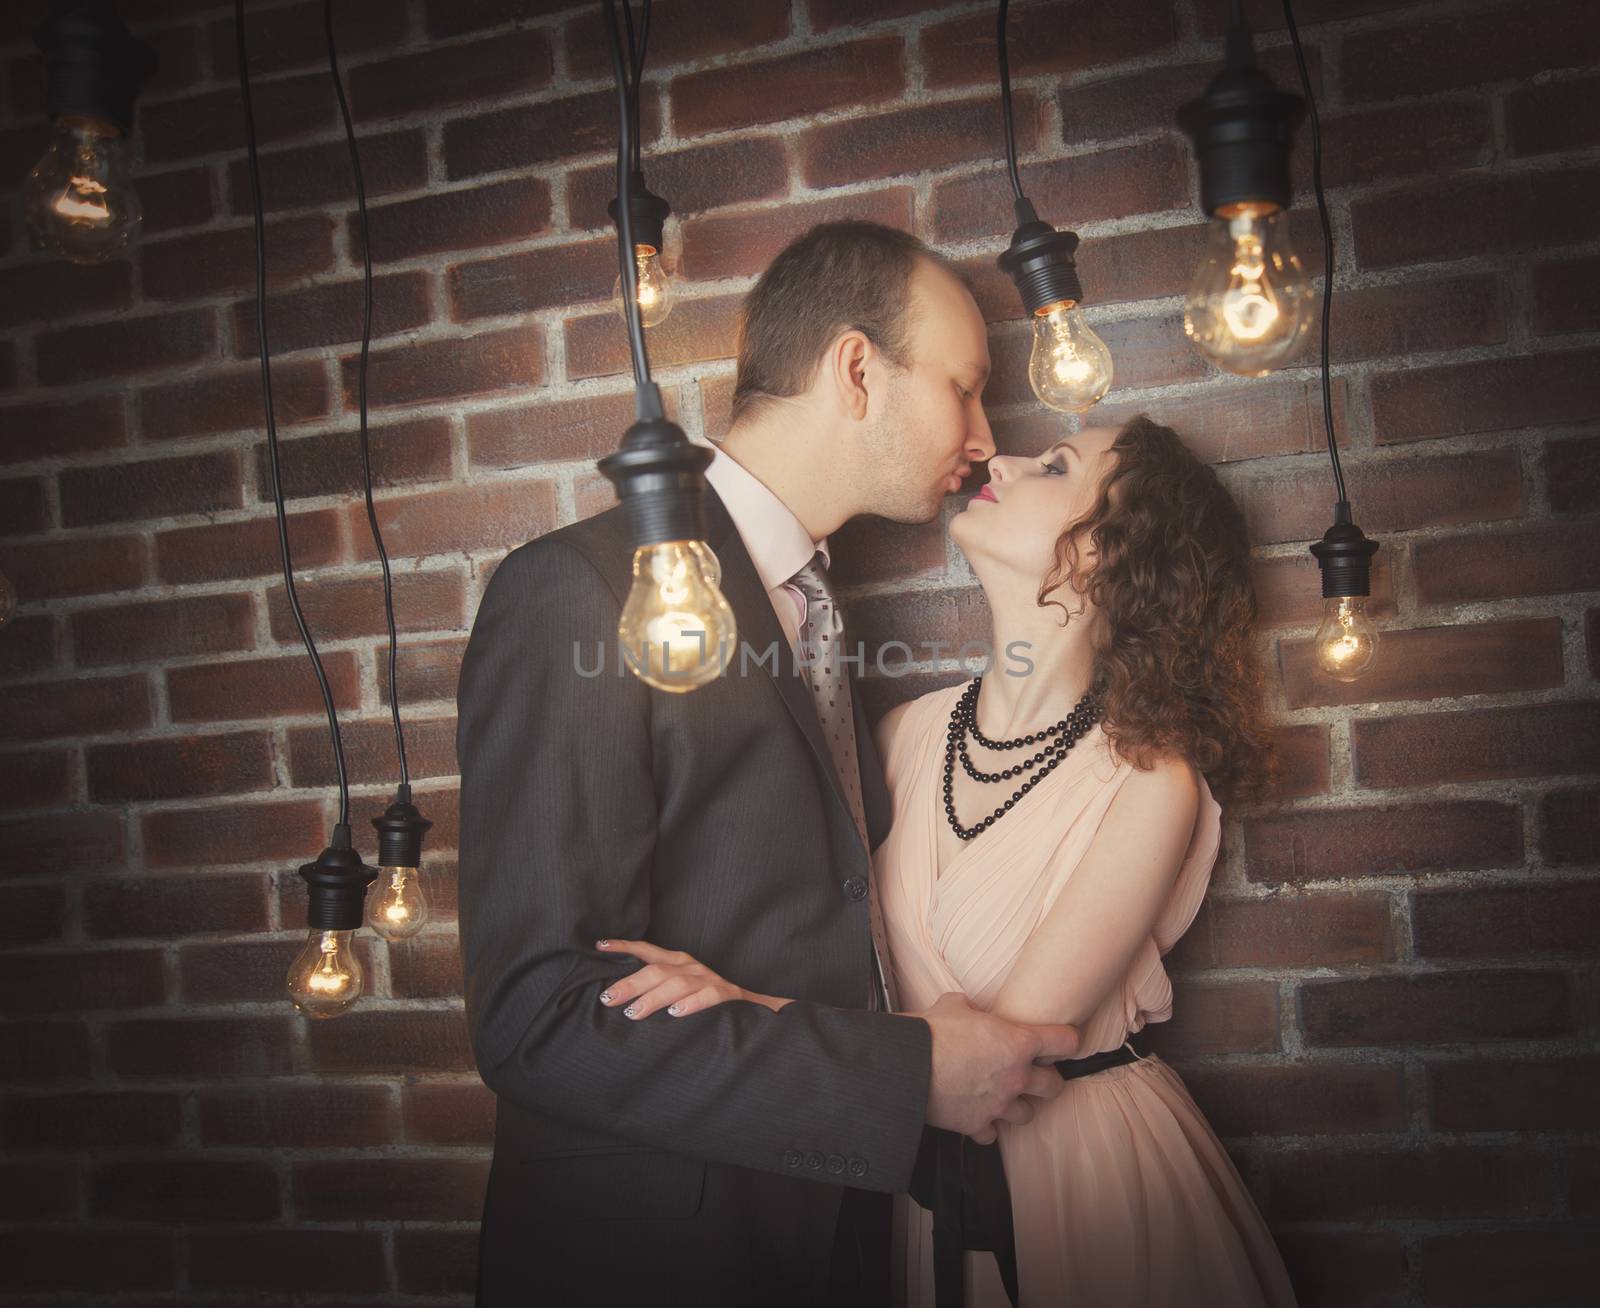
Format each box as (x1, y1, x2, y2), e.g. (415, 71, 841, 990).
(730, 220, 959, 425)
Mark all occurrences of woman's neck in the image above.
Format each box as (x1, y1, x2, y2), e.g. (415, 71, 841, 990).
(976, 588, 1100, 740)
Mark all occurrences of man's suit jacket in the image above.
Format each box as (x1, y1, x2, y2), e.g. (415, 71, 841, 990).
(456, 483, 934, 1305)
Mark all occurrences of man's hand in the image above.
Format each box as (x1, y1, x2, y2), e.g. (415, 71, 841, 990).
(919, 992, 1080, 1145)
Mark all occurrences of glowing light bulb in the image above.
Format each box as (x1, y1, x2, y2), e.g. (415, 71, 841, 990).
(365, 865, 429, 940)
(22, 117, 141, 264)
(1184, 208, 1312, 376)
(618, 539, 736, 693)
(0, 572, 16, 629)
(612, 244, 674, 328)
(1314, 596, 1379, 682)
(286, 928, 363, 1019)
(1028, 301, 1113, 413)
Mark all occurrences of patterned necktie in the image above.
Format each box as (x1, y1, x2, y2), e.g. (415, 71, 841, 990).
(789, 552, 897, 1012)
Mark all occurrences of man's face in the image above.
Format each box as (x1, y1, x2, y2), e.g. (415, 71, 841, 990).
(859, 260, 996, 523)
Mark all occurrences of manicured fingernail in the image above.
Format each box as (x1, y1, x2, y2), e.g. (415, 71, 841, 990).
(667, 1003, 681, 1016)
(599, 990, 613, 1004)
(596, 939, 611, 948)
(623, 1005, 637, 1019)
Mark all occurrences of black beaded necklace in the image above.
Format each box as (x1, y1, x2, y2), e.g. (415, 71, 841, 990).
(943, 677, 1102, 841)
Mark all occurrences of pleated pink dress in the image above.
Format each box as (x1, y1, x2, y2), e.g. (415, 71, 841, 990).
(881, 684, 1296, 1308)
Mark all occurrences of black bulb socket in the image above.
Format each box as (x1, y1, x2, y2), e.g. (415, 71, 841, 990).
(299, 822, 377, 932)
(599, 415, 711, 549)
(372, 784, 432, 869)
(997, 197, 1084, 317)
(607, 169, 671, 255)
(1176, 22, 1304, 217)
(1309, 504, 1379, 599)
(35, 0, 158, 133)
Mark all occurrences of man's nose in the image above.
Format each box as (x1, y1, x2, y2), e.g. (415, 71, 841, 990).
(967, 405, 996, 462)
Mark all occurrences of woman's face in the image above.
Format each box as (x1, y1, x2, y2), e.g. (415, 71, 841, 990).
(951, 426, 1121, 603)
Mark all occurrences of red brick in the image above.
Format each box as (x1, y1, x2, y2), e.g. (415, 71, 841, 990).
(566, 136, 790, 231)
(674, 37, 904, 138)
(467, 388, 678, 468)
(1357, 700, 1600, 789)
(574, 470, 616, 522)
(1265, 722, 1330, 801)
(425, 0, 572, 39)
(0, 747, 73, 811)
(570, 0, 789, 76)
(0, 949, 164, 1016)
(1220, 447, 1523, 546)
(36, 309, 216, 387)
(388, 932, 463, 999)
(1431, 1054, 1600, 1131)
(0, 476, 45, 537)
(1544, 435, 1600, 513)
(286, 715, 457, 788)
(0, 257, 131, 329)
(932, 141, 1189, 243)
(1415, 880, 1600, 961)
(1, 809, 127, 877)
(86, 730, 274, 803)
(1343, 1, 1600, 102)
(0, 884, 67, 946)
(1506, 70, 1600, 156)
(0, 395, 127, 466)
(0, 533, 146, 599)
(1250, 549, 1394, 629)
(140, 165, 214, 233)
(255, 417, 453, 501)
(307, 1008, 474, 1073)
(139, 359, 329, 440)
(356, 177, 551, 266)
(71, 593, 256, 668)
(1414, 523, 1599, 604)
(0, 1228, 175, 1294)
(1, 1091, 181, 1151)
(401, 1081, 496, 1145)
(1321, 97, 1494, 189)
(294, 1156, 488, 1221)
(182, 936, 356, 1003)
(1073, 223, 1210, 310)
(199, 1083, 398, 1148)
(155, 510, 344, 586)
(1371, 348, 1600, 443)
(83, 872, 271, 940)
(1534, 255, 1600, 336)
(347, 325, 542, 407)
(376, 636, 468, 708)
(395, 1227, 481, 1296)
(1421, 1229, 1597, 1306)
(1281, 617, 1565, 710)
(226, 129, 429, 216)
(1310, 275, 1504, 365)
(1352, 166, 1600, 270)
(210, 0, 410, 78)
(0, 1020, 91, 1082)
(1136, 980, 1280, 1057)
(1299, 970, 1573, 1048)
(0, 673, 151, 745)
(190, 1229, 385, 1294)
(1246, 800, 1525, 885)
(444, 88, 663, 179)
(167, 649, 364, 725)
(799, 93, 1040, 190)
(141, 798, 326, 871)
(829, 514, 947, 588)
(139, 72, 335, 164)
(233, 271, 434, 355)
(1257, 1144, 1547, 1221)
(351, 28, 551, 122)
(448, 236, 616, 321)
(346, 479, 556, 563)
(0, 614, 56, 677)
(60, 448, 243, 527)
(92, 1158, 279, 1223)
(1539, 786, 1598, 866)
(1172, 892, 1394, 970)
(266, 569, 467, 643)
(140, 216, 336, 301)
(923, 0, 1175, 89)
(681, 187, 915, 283)
(1571, 1146, 1600, 1216)
(1179, 1062, 1405, 1139)
(564, 294, 739, 380)
(108, 1016, 295, 1079)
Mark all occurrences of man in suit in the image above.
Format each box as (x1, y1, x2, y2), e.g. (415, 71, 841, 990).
(457, 221, 1079, 1307)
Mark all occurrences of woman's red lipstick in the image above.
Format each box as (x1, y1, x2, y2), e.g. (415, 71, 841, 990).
(973, 485, 997, 503)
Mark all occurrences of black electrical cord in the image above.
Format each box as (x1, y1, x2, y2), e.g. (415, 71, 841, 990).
(621, 0, 650, 173)
(323, 0, 409, 788)
(996, 0, 1025, 202)
(603, 0, 660, 413)
(235, 0, 351, 826)
(1280, 0, 1348, 505)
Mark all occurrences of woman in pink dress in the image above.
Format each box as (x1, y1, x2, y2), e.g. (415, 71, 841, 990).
(600, 415, 1295, 1307)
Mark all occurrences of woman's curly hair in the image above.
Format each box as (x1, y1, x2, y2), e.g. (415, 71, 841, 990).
(1040, 414, 1279, 807)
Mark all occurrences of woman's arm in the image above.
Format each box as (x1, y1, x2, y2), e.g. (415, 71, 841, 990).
(988, 756, 1201, 1031)
(594, 938, 796, 1017)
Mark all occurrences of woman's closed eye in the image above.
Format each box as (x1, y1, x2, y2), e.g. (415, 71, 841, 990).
(1041, 459, 1067, 476)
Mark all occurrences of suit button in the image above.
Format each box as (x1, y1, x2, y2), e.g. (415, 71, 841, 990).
(826, 1153, 845, 1175)
(805, 1151, 823, 1169)
(783, 1149, 801, 1168)
(848, 1157, 867, 1178)
(842, 876, 868, 901)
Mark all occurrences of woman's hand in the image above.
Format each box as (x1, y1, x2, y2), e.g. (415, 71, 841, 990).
(595, 938, 789, 1018)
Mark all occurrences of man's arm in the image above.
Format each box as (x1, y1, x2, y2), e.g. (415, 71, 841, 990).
(455, 537, 932, 1190)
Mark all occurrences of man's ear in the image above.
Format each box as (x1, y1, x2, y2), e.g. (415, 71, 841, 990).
(826, 330, 873, 422)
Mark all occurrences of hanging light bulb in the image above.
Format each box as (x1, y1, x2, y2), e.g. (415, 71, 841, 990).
(287, 928, 364, 1019)
(612, 243, 674, 328)
(618, 538, 736, 692)
(23, 115, 141, 263)
(1314, 595, 1378, 682)
(1028, 299, 1114, 413)
(366, 789, 433, 941)
(0, 572, 16, 629)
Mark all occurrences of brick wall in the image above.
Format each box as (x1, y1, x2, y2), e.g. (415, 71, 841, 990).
(0, 0, 1595, 1302)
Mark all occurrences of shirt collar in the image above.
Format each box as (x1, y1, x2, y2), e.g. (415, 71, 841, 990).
(703, 445, 830, 591)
